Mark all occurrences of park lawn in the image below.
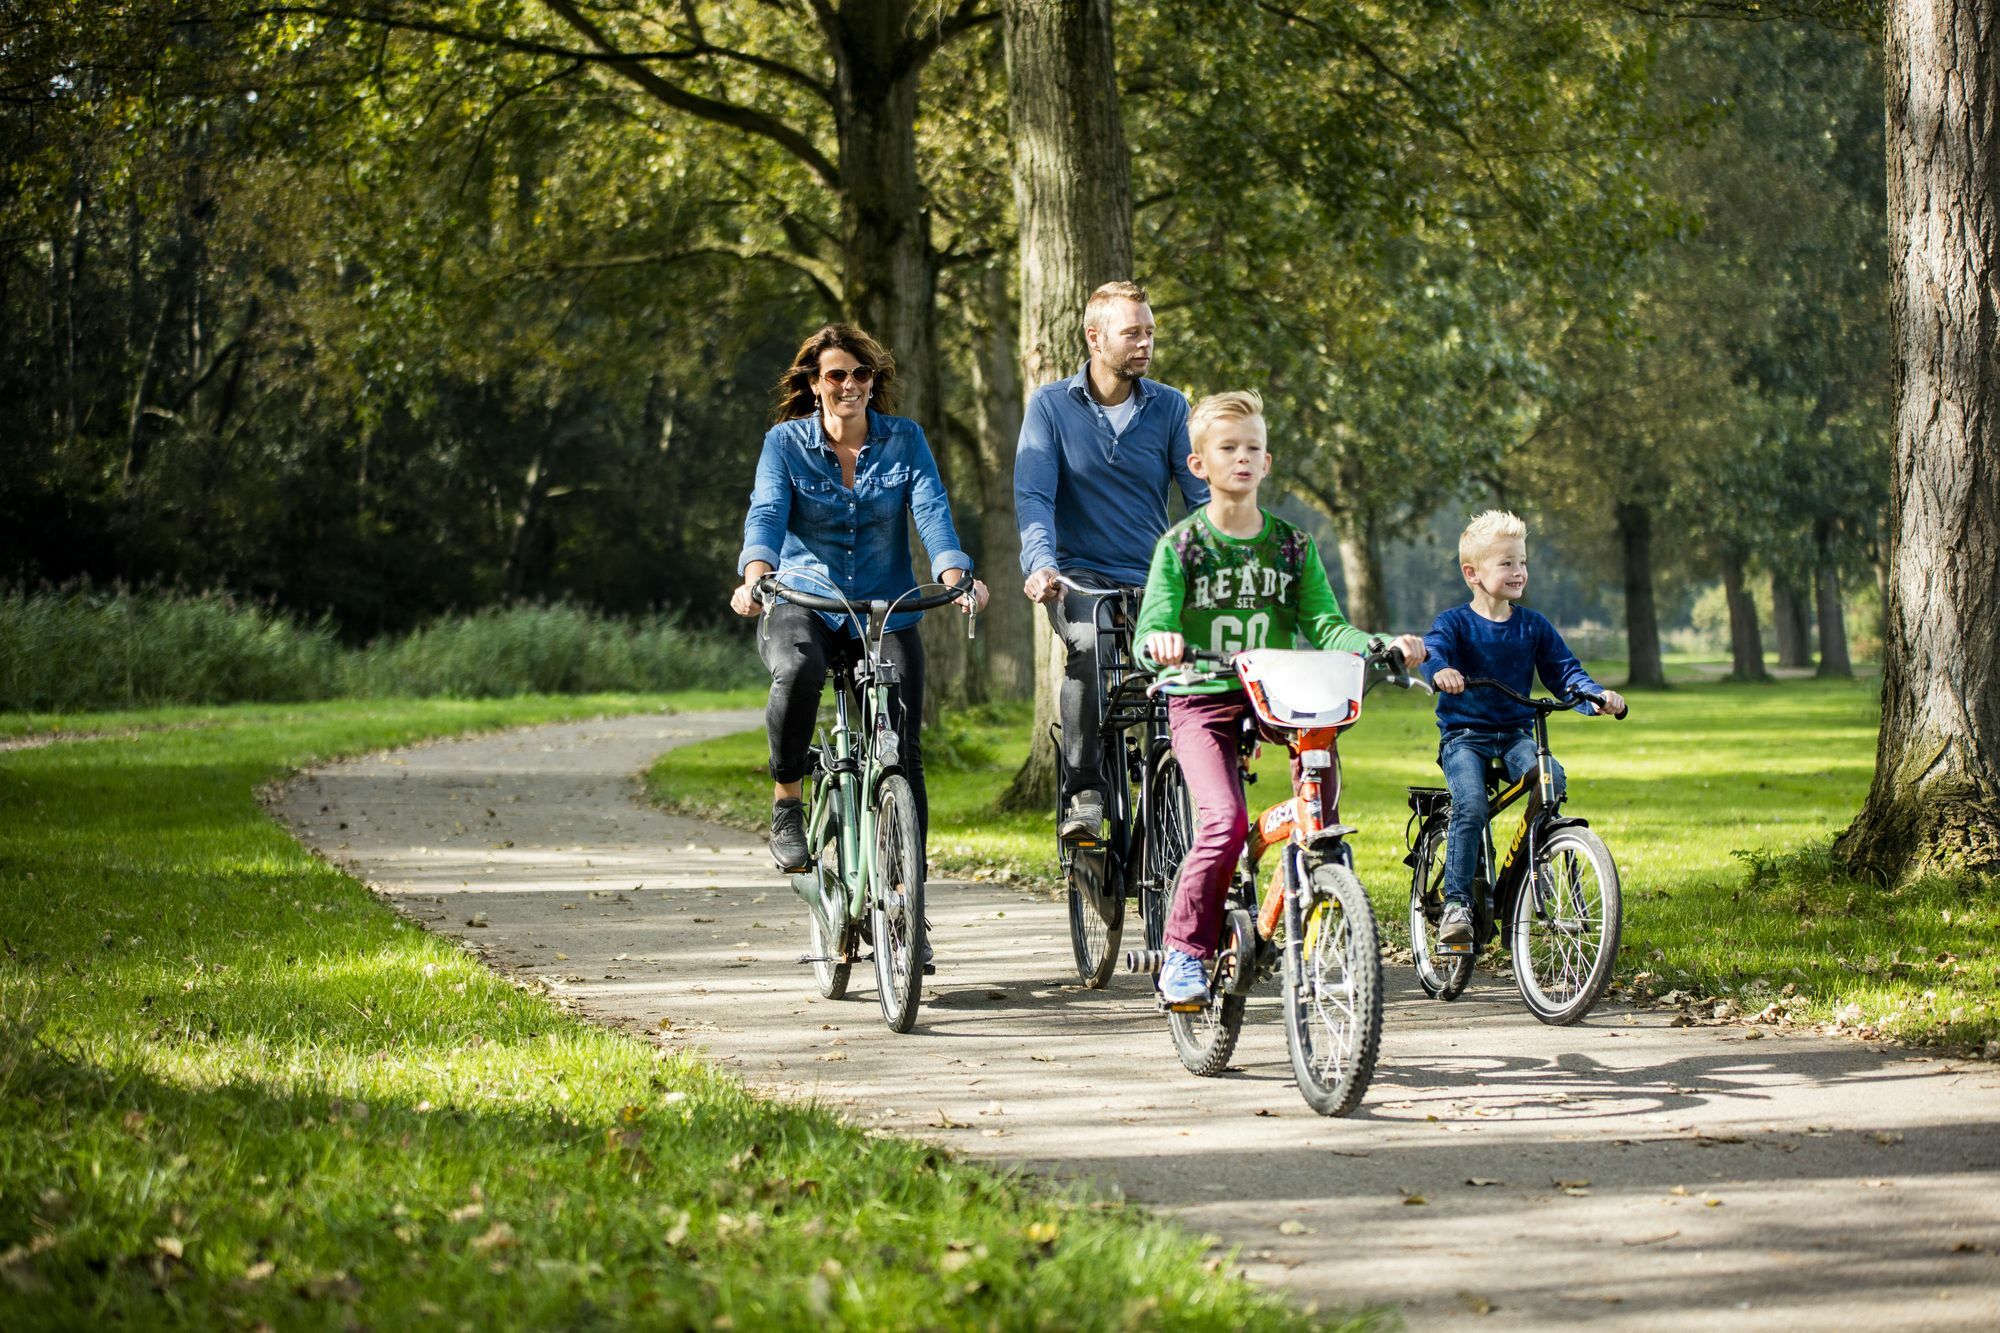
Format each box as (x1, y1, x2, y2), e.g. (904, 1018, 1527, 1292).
(649, 674, 2000, 1050)
(0, 696, 1338, 1330)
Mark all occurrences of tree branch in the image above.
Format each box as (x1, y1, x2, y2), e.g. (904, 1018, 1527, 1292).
(541, 0, 839, 186)
(511, 243, 842, 308)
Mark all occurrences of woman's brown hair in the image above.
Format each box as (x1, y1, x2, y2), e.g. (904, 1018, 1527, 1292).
(771, 323, 898, 423)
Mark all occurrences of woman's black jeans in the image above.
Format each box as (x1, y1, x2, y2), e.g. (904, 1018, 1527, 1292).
(758, 600, 927, 838)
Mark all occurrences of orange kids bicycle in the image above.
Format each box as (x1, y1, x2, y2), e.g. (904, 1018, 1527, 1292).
(1129, 641, 1429, 1116)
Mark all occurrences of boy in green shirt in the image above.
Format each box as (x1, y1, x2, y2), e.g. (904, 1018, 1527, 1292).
(1133, 390, 1426, 1003)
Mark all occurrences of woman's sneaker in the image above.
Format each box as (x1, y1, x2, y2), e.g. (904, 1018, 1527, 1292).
(1439, 902, 1474, 946)
(1158, 949, 1208, 1004)
(769, 798, 809, 873)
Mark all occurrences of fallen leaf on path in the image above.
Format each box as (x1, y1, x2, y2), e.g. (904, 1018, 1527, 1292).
(1874, 1131, 1904, 1146)
(1277, 1220, 1315, 1235)
(1402, 1194, 1428, 1207)
(1668, 1185, 1690, 1197)
(930, 1109, 970, 1129)
(1456, 1291, 1494, 1315)
(1465, 1178, 1504, 1187)
(1622, 1230, 1680, 1246)
(1553, 1178, 1590, 1190)
(1703, 1198, 1724, 1208)
(466, 914, 489, 928)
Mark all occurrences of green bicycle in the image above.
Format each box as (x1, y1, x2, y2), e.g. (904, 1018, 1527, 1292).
(757, 573, 975, 1033)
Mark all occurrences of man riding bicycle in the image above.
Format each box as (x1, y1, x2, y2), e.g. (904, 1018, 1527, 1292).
(1016, 281, 1208, 841)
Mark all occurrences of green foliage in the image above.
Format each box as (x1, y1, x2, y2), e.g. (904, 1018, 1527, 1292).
(0, 700, 1334, 1329)
(348, 603, 755, 699)
(0, 587, 755, 711)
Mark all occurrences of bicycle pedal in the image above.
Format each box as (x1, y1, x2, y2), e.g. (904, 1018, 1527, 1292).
(1437, 940, 1475, 957)
(1159, 997, 1207, 1014)
(794, 953, 845, 965)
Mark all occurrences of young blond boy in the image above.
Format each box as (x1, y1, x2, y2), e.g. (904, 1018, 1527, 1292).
(1133, 391, 1425, 1002)
(1421, 511, 1626, 944)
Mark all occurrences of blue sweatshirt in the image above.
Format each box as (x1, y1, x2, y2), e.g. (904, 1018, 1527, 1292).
(1014, 367, 1208, 583)
(1421, 604, 1603, 733)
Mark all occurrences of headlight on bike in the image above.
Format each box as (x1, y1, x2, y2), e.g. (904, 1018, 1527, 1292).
(1300, 748, 1333, 770)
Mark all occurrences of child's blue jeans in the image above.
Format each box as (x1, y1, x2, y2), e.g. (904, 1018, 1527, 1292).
(1439, 727, 1565, 910)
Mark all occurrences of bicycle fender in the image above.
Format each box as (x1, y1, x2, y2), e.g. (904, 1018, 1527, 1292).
(1542, 815, 1591, 836)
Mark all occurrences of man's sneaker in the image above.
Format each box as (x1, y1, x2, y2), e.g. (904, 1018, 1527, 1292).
(1439, 902, 1474, 946)
(769, 798, 809, 873)
(1059, 790, 1105, 842)
(1158, 949, 1208, 1004)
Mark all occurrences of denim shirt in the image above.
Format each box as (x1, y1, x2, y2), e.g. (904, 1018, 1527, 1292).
(738, 409, 973, 635)
(1014, 366, 1208, 584)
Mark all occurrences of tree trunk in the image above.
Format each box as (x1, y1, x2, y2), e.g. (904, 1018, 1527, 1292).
(1721, 553, 1769, 682)
(825, 4, 972, 709)
(967, 263, 1034, 698)
(1813, 551, 1853, 679)
(1837, 0, 2000, 881)
(1616, 500, 1668, 689)
(1771, 572, 1813, 669)
(1334, 509, 1388, 631)
(1000, 0, 1134, 810)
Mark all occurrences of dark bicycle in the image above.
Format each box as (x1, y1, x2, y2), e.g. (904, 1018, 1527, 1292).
(756, 571, 975, 1033)
(1405, 678, 1628, 1025)
(1047, 574, 1180, 988)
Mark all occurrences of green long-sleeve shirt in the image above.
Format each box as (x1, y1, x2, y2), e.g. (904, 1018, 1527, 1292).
(1133, 508, 1373, 694)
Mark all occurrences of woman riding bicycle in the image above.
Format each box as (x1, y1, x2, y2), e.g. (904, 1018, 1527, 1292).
(730, 324, 988, 874)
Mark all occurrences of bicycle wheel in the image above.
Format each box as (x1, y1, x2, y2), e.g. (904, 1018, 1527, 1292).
(1285, 863, 1384, 1116)
(1168, 907, 1249, 1078)
(1408, 818, 1472, 1001)
(804, 812, 851, 1000)
(1142, 752, 1192, 952)
(1510, 826, 1622, 1025)
(870, 774, 926, 1033)
(1066, 847, 1124, 988)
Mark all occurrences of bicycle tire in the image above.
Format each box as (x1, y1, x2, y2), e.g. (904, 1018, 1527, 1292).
(805, 814, 851, 1000)
(1284, 863, 1384, 1116)
(870, 775, 926, 1033)
(1511, 826, 1622, 1025)
(1168, 988, 1246, 1078)
(1408, 818, 1472, 1001)
(1142, 752, 1192, 953)
(1066, 849, 1124, 988)
(1168, 906, 1248, 1077)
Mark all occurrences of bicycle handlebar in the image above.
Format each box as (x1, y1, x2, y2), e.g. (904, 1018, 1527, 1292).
(756, 575, 972, 616)
(1458, 675, 1628, 720)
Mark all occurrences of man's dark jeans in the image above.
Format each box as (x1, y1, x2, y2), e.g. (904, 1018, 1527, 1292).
(758, 600, 927, 837)
(1047, 569, 1143, 801)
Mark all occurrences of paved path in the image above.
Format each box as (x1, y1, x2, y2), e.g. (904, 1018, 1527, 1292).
(270, 711, 2000, 1331)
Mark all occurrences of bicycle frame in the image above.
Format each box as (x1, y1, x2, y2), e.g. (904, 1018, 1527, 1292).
(802, 655, 899, 939)
(1058, 581, 1170, 904)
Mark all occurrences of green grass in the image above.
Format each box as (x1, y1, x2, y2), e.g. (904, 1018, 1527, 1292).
(0, 695, 1343, 1330)
(649, 674, 1999, 1051)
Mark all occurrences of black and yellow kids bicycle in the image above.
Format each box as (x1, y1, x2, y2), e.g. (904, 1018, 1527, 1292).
(1405, 678, 1627, 1025)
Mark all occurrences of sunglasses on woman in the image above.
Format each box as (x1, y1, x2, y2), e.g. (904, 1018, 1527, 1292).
(818, 365, 876, 386)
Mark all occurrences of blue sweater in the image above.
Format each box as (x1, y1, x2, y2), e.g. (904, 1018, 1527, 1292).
(1421, 604, 1603, 733)
(1014, 367, 1208, 583)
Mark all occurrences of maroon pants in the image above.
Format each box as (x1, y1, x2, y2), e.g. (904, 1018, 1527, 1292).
(1164, 691, 1253, 959)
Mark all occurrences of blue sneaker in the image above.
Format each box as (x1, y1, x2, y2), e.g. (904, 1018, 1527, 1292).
(1158, 949, 1208, 1004)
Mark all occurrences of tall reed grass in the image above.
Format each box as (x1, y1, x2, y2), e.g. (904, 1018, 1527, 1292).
(0, 587, 753, 711)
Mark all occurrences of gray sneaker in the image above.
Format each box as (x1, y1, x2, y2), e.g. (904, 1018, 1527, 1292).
(1439, 902, 1474, 946)
(769, 798, 809, 873)
(1060, 790, 1105, 842)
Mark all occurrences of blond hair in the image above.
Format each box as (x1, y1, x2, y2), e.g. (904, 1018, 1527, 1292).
(1459, 509, 1528, 566)
(1188, 389, 1265, 451)
(1083, 280, 1150, 335)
